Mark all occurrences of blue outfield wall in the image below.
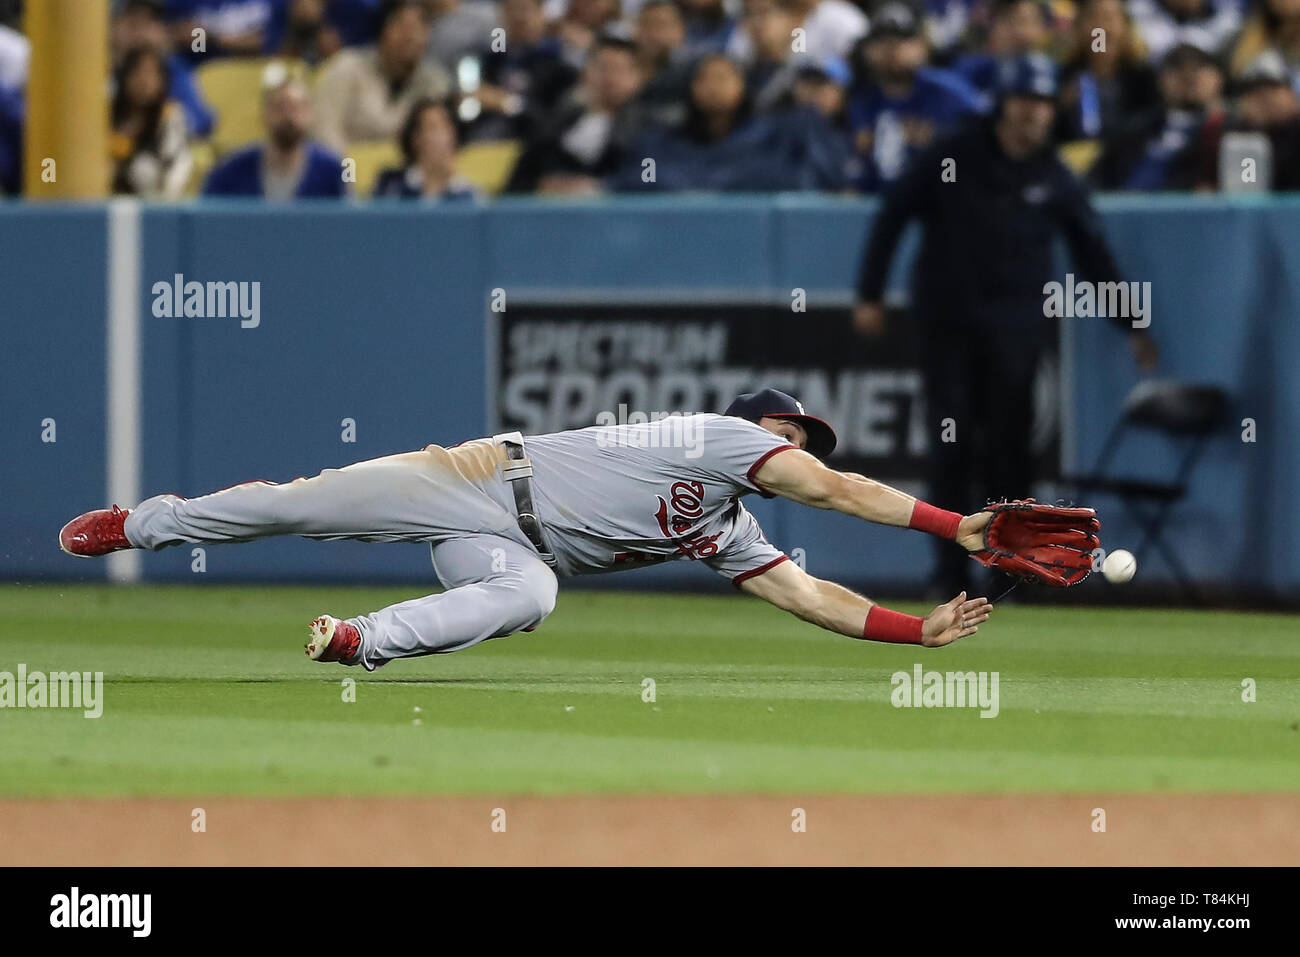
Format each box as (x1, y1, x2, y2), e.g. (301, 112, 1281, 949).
(2, 196, 1297, 596)
(1, 207, 110, 580)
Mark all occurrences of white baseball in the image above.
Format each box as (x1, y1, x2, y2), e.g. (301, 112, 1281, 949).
(1102, 549, 1137, 584)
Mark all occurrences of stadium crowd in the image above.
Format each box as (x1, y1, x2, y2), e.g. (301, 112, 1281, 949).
(0, 0, 1296, 198)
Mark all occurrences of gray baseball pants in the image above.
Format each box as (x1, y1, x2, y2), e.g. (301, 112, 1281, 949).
(122, 442, 559, 669)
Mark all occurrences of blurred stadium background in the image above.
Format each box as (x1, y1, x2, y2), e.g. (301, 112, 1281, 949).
(3, 2, 1300, 873)
(2, 0, 1298, 604)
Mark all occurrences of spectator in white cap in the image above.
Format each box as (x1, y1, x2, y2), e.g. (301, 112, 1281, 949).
(728, 0, 867, 61)
(1200, 50, 1300, 189)
(421, 0, 500, 72)
(1128, 0, 1243, 63)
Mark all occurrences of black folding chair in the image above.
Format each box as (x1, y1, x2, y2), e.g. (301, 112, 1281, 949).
(1062, 380, 1230, 599)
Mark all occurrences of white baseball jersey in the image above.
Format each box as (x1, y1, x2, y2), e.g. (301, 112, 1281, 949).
(524, 413, 796, 582)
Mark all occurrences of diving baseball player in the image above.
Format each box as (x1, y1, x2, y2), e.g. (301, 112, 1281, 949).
(59, 389, 1099, 669)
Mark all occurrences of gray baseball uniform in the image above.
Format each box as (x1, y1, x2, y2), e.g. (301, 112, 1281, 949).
(124, 414, 796, 668)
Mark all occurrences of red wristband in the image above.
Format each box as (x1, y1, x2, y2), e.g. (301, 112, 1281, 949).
(863, 605, 925, 644)
(908, 501, 962, 540)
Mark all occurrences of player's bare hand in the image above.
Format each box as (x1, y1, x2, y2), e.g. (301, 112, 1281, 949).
(852, 302, 885, 337)
(955, 511, 993, 552)
(922, 591, 992, 647)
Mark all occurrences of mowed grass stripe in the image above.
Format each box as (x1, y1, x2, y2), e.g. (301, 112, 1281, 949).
(1, 585, 1297, 795)
(2, 708, 1296, 796)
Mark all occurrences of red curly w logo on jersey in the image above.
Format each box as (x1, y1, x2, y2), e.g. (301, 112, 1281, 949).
(654, 481, 720, 560)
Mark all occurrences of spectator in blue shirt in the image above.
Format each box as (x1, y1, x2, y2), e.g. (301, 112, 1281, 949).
(0, 81, 20, 196)
(165, 0, 289, 59)
(326, 0, 384, 46)
(678, 0, 740, 55)
(847, 2, 982, 192)
(951, 0, 1053, 110)
(204, 73, 348, 198)
(610, 53, 850, 191)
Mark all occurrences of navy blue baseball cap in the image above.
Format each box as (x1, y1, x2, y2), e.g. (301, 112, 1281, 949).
(997, 52, 1059, 100)
(725, 388, 838, 460)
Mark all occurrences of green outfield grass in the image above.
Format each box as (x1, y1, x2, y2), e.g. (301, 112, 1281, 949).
(1, 584, 1297, 796)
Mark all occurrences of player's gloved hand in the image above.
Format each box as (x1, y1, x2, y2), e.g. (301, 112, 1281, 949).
(966, 498, 1101, 587)
(922, 591, 992, 647)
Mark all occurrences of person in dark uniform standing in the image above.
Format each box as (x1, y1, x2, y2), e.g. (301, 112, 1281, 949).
(852, 52, 1158, 596)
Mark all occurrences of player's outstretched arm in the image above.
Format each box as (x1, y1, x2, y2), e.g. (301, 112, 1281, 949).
(753, 448, 992, 548)
(738, 557, 991, 648)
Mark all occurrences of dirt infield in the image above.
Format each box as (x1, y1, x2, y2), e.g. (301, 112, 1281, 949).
(2, 794, 1297, 865)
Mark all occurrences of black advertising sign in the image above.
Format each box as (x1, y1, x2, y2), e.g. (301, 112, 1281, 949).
(491, 301, 1058, 480)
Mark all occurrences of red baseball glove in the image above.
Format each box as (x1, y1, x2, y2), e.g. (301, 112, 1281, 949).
(969, 499, 1101, 587)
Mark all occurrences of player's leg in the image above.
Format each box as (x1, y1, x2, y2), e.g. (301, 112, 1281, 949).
(120, 447, 508, 550)
(326, 535, 558, 669)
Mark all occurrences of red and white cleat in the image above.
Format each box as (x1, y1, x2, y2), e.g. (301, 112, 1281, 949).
(305, 615, 362, 665)
(59, 506, 133, 558)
